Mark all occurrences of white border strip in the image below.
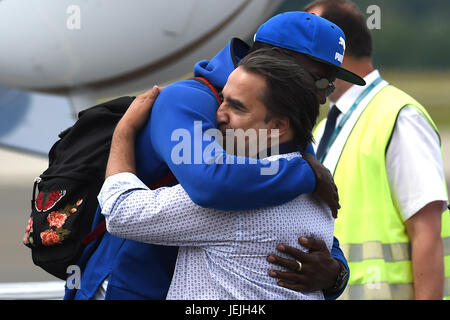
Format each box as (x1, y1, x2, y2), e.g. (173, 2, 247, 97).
(0, 281, 65, 300)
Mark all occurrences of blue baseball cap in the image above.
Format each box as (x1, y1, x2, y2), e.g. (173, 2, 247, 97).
(255, 12, 366, 86)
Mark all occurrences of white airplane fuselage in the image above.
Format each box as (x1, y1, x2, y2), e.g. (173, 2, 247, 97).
(0, 0, 283, 107)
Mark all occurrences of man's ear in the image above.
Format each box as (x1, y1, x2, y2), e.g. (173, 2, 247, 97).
(268, 116, 290, 139)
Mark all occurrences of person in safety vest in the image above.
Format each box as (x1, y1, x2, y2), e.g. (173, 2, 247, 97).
(292, 0, 450, 300)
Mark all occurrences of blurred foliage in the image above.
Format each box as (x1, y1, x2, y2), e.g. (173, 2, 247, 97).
(277, 0, 450, 70)
(315, 70, 450, 130)
(277, 0, 450, 129)
(381, 70, 450, 131)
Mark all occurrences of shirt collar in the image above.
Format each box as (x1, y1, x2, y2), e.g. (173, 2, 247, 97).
(258, 141, 299, 159)
(330, 69, 381, 114)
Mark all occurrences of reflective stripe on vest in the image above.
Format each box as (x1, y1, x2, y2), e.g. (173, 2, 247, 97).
(341, 272, 450, 300)
(341, 241, 411, 263)
(342, 282, 414, 300)
(342, 237, 450, 262)
(339, 238, 450, 300)
(319, 84, 450, 300)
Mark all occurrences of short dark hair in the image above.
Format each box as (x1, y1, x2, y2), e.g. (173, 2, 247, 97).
(238, 48, 319, 151)
(303, 0, 373, 59)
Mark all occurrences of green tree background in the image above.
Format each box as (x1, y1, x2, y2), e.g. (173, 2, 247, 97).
(276, 0, 450, 128)
(278, 0, 450, 70)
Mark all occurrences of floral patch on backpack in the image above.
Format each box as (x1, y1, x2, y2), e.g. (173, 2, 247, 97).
(35, 190, 66, 212)
(24, 197, 83, 247)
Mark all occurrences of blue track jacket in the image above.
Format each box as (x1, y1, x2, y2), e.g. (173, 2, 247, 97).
(65, 38, 348, 300)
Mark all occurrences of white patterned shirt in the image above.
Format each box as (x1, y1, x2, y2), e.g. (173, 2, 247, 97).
(99, 152, 335, 300)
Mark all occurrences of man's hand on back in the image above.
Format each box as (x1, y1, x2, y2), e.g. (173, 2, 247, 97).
(118, 86, 161, 134)
(267, 237, 341, 294)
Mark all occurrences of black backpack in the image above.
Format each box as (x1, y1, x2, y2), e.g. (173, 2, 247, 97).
(23, 96, 135, 279)
(23, 78, 220, 280)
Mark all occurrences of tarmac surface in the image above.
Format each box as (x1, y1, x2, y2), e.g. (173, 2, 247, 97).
(1, 130, 450, 283)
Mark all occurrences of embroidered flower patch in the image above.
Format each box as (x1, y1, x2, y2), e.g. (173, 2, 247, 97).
(35, 190, 66, 212)
(23, 217, 34, 246)
(24, 197, 84, 247)
(40, 229, 62, 246)
(47, 212, 68, 229)
(38, 199, 83, 246)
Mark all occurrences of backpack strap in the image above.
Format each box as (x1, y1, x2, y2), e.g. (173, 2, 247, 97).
(149, 171, 176, 190)
(81, 219, 107, 246)
(81, 171, 177, 245)
(191, 77, 222, 105)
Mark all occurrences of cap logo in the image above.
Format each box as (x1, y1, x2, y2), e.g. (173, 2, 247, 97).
(335, 36, 345, 64)
(339, 37, 346, 51)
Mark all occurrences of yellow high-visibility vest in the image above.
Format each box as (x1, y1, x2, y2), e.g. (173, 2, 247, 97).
(315, 85, 450, 300)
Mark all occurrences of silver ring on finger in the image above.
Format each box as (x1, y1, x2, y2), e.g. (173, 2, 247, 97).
(295, 260, 302, 273)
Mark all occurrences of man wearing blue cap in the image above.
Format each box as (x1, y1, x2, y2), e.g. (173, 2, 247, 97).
(66, 12, 362, 300)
